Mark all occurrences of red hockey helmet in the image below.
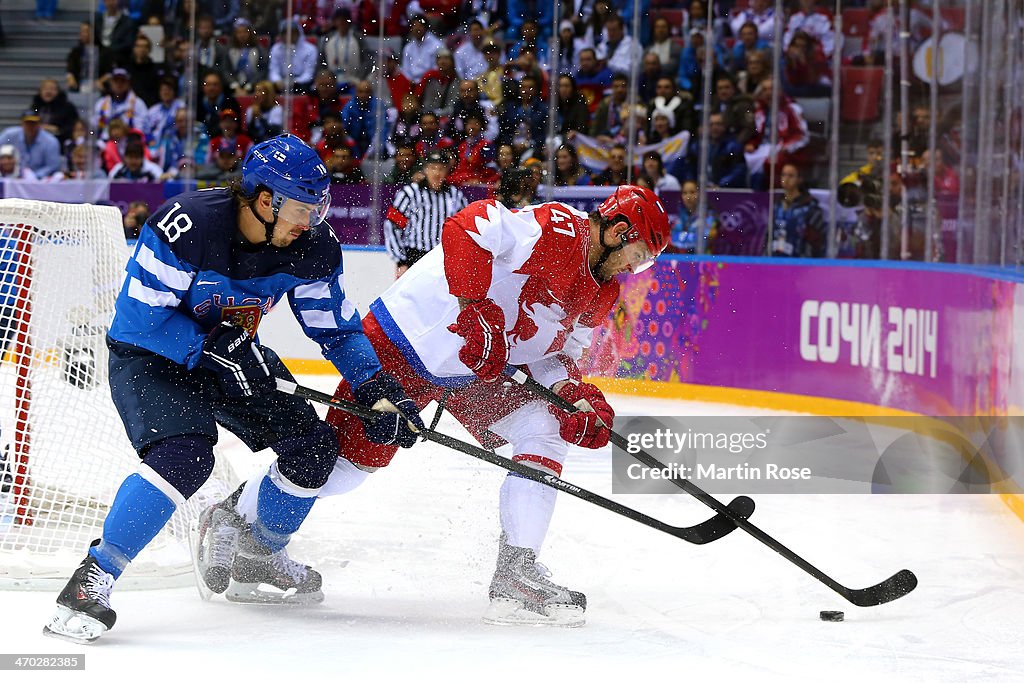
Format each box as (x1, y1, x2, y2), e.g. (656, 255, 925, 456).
(597, 185, 671, 257)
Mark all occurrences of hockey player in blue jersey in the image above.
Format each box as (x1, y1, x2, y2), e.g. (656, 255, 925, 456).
(43, 134, 424, 643)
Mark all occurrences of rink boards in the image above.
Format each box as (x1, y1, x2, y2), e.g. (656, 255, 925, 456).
(261, 248, 1024, 520)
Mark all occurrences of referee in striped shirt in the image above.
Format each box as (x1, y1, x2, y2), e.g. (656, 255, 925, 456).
(384, 149, 468, 278)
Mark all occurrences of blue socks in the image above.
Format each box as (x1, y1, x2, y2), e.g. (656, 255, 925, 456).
(88, 459, 321, 577)
(250, 467, 319, 553)
(89, 473, 176, 578)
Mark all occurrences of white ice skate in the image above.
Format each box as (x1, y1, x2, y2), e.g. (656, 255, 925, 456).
(190, 499, 244, 601)
(483, 539, 586, 627)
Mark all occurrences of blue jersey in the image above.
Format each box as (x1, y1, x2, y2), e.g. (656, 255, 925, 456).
(109, 187, 381, 387)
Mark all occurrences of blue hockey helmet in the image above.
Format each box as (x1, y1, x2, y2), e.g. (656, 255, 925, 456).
(240, 133, 331, 226)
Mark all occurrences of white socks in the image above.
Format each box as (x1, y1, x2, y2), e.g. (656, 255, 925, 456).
(499, 474, 557, 553)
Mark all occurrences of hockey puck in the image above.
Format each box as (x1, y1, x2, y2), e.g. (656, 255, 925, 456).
(819, 610, 845, 622)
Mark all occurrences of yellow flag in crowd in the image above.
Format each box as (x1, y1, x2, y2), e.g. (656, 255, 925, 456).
(574, 131, 691, 172)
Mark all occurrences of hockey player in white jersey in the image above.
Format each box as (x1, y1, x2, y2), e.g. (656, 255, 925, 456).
(198, 185, 670, 626)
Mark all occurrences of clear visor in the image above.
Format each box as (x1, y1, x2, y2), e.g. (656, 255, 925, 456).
(623, 239, 657, 274)
(275, 192, 331, 227)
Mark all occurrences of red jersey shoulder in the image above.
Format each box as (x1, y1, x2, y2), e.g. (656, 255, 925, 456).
(441, 198, 500, 300)
(532, 202, 590, 247)
(453, 198, 499, 229)
(517, 202, 590, 279)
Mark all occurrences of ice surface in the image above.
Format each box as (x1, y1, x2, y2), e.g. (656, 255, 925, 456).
(2, 376, 1022, 682)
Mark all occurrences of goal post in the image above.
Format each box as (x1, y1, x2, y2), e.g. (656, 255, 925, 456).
(0, 198, 237, 590)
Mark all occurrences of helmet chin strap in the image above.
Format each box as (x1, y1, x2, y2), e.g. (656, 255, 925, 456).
(591, 221, 630, 281)
(245, 193, 284, 248)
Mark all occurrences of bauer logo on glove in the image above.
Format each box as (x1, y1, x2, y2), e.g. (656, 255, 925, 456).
(198, 321, 276, 398)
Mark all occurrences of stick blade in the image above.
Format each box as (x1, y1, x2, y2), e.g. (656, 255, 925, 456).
(675, 495, 755, 544)
(844, 569, 918, 607)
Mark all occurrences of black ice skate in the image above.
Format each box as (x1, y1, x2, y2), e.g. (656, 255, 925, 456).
(43, 544, 117, 643)
(225, 533, 324, 605)
(484, 535, 587, 627)
(190, 489, 245, 600)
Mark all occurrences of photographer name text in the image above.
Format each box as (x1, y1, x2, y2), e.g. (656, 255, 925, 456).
(625, 463, 812, 481)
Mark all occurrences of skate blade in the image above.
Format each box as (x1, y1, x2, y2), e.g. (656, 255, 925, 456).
(42, 606, 108, 644)
(188, 523, 214, 602)
(189, 517, 237, 598)
(225, 582, 325, 606)
(482, 598, 585, 628)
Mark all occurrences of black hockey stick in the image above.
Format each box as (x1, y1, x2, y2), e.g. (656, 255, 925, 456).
(510, 369, 918, 607)
(276, 379, 753, 545)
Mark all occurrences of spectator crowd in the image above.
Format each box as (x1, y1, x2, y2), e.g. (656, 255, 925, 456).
(0, 0, 966, 259)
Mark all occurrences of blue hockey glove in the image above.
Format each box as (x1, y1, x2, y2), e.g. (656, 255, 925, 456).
(353, 372, 424, 448)
(199, 322, 275, 398)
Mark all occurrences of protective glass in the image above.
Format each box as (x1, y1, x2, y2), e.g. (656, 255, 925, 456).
(274, 191, 331, 226)
(623, 239, 657, 274)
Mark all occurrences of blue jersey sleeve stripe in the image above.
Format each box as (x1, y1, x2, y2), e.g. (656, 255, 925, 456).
(339, 298, 357, 321)
(127, 276, 182, 308)
(287, 261, 381, 388)
(293, 281, 332, 300)
(299, 309, 338, 329)
(136, 242, 194, 291)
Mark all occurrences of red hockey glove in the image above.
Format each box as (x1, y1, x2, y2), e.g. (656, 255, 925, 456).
(447, 299, 509, 382)
(548, 382, 615, 449)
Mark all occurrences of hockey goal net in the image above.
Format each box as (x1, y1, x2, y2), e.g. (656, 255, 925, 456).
(0, 198, 237, 590)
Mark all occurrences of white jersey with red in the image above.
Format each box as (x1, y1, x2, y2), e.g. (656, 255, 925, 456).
(368, 198, 620, 391)
(325, 199, 620, 554)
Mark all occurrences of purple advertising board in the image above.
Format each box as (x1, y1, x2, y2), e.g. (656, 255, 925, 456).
(580, 257, 1018, 417)
(707, 191, 769, 255)
(323, 184, 492, 245)
(109, 182, 168, 215)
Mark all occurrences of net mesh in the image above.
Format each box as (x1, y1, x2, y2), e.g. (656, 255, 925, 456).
(0, 199, 237, 589)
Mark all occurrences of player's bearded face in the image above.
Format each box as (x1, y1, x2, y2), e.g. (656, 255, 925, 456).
(270, 196, 331, 246)
(597, 230, 657, 281)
